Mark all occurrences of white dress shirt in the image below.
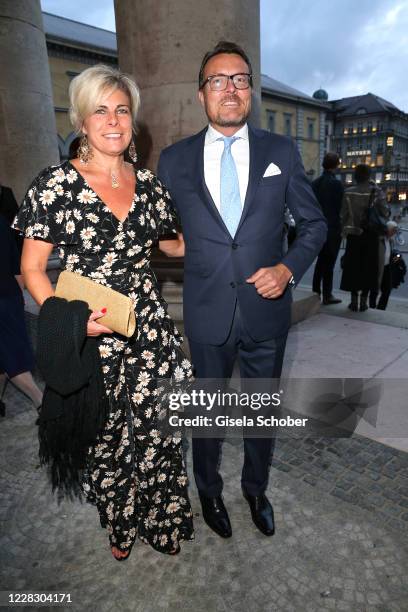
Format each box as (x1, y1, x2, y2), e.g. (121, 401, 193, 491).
(204, 123, 249, 211)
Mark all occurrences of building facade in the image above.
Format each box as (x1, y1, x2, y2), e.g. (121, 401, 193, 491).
(328, 93, 408, 207)
(261, 75, 329, 179)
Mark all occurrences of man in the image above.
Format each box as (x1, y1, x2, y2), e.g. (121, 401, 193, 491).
(311, 152, 344, 304)
(158, 41, 326, 539)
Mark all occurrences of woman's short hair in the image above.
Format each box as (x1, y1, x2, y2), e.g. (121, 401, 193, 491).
(69, 64, 140, 133)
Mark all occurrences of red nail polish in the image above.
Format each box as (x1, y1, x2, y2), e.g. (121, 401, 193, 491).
(101, 307, 107, 314)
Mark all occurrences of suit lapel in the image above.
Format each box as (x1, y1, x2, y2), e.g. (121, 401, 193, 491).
(187, 128, 230, 233)
(236, 125, 270, 234)
(185, 125, 270, 237)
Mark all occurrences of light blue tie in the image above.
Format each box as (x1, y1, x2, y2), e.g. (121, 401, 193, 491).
(219, 136, 242, 237)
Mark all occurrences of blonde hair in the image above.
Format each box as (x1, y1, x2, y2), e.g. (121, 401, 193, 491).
(69, 64, 140, 133)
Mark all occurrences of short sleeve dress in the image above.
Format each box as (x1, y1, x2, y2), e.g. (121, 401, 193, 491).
(14, 161, 194, 555)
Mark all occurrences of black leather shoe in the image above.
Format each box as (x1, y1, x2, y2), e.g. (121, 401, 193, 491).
(243, 492, 275, 536)
(199, 494, 232, 538)
(322, 295, 342, 305)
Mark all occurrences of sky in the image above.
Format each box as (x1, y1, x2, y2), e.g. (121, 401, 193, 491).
(41, 0, 408, 112)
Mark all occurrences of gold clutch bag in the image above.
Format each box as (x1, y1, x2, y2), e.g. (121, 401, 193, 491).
(55, 270, 136, 338)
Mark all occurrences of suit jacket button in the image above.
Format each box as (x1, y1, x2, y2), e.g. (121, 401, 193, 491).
(232, 242, 238, 250)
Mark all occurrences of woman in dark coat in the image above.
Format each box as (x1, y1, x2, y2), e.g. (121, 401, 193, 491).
(340, 164, 389, 311)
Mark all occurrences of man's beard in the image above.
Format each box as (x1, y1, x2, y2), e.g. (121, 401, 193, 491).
(211, 96, 250, 128)
(215, 113, 249, 127)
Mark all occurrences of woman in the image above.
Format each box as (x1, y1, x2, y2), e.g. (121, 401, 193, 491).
(0, 215, 43, 413)
(340, 164, 389, 311)
(14, 65, 193, 560)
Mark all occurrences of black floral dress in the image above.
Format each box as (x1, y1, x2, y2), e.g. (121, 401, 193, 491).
(14, 161, 194, 555)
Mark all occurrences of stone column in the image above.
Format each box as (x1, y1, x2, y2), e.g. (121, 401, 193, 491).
(0, 0, 59, 203)
(114, 0, 260, 170)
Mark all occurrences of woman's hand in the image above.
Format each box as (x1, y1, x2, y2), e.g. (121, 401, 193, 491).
(159, 232, 185, 257)
(87, 309, 113, 337)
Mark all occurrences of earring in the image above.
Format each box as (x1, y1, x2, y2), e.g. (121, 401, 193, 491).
(78, 135, 93, 164)
(128, 139, 138, 163)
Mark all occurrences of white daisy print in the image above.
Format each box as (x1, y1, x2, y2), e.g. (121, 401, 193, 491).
(65, 220, 75, 234)
(66, 169, 78, 183)
(77, 188, 98, 204)
(80, 226, 97, 240)
(53, 168, 66, 183)
(39, 189, 56, 206)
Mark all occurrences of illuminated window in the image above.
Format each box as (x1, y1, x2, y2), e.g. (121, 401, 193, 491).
(386, 136, 394, 147)
(346, 174, 353, 183)
(399, 193, 407, 201)
(385, 173, 391, 181)
(375, 173, 382, 183)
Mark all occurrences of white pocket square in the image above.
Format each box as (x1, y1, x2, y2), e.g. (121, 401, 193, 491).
(263, 162, 281, 177)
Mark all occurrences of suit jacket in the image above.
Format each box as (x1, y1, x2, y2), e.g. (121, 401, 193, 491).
(158, 125, 327, 345)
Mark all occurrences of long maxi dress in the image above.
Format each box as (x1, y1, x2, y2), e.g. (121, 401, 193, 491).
(14, 161, 194, 555)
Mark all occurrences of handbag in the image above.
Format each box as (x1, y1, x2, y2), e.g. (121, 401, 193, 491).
(55, 270, 136, 338)
(364, 188, 388, 236)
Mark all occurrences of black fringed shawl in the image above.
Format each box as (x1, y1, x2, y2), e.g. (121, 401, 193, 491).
(36, 296, 109, 498)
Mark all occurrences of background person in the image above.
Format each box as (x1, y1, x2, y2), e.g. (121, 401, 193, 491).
(0, 181, 23, 255)
(312, 152, 344, 304)
(340, 164, 389, 312)
(0, 215, 42, 413)
(14, 64, 193, 560)
(371, 220, 399, 310)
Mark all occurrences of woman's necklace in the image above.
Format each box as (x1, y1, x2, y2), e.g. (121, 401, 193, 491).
(87, 160, 125, 189)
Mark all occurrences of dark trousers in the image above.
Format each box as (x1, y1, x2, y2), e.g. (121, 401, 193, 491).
(312, 231, 342, 297)
(188, 302, 288, 498)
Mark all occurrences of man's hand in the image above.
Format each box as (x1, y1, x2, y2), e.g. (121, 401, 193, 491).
(246, 263, 293, 299)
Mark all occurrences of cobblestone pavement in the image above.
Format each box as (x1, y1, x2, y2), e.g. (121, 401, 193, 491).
(1, 383, 408, 612)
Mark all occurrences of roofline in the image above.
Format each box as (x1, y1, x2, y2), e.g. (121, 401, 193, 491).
(262, 86, 329, 109)
(42, 11, 116, 35)
(46, 36, 117, 56)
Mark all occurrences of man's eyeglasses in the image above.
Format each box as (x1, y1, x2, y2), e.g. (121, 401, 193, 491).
(201, 73, 252, 91)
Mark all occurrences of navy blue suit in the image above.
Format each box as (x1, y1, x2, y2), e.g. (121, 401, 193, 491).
(158, 125, 326, 496)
